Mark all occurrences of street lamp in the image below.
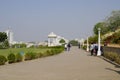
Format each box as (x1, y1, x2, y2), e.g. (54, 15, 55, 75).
(97, 28, 101, 56)
(86, 37, 89, 51)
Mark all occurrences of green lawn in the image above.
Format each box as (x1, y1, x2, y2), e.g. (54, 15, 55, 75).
(0, 48, 50, 56)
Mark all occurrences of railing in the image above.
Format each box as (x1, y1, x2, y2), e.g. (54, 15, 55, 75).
(103, 46, 120, 54)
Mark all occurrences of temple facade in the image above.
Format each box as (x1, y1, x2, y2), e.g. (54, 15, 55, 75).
(48, 32, 68, 47)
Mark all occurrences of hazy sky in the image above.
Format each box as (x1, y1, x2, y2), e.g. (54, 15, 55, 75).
(0, 0, 120, 42)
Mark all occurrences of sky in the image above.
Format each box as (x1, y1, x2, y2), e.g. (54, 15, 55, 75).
(0, 0, 120, 42)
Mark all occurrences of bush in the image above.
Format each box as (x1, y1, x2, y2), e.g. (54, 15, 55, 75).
(16, 53, 23, 62)
(82, 45, 87, 50)
(7, 53, 16, 64)
(25, 53, 31, 60)
(37, 52, 43, 58)
(0, 55, 7, 65)
(103, 52, 120, 64)
(42, 51, 49, 57)
(35, 53, 41, 58)
(25, 52, 36, 61)
(46, 50, 53, 56)
(115, 55, 120, 64)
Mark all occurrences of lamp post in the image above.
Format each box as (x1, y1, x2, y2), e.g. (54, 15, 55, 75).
(97, 28, 101, 56)
(86, 37, 89, 51)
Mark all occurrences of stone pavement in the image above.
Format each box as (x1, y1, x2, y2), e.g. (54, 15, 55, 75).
(0, 47, 120, 80)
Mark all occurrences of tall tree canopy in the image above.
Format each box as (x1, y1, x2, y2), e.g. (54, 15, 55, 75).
(93, 22, 109, 35)
(69, 40, 78, 46)
(59, 39, 65, 44)
(93, 10, 120, 35)
(0, 32, 7, 42)
(92, 10, 120, 44)
(106, 10, 120, 31)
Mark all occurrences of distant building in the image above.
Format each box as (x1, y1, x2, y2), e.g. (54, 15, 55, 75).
(5, 28, 14, 45)
(48, 32, 68, 47)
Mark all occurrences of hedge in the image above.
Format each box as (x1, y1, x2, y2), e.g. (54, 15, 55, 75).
(0, 46, 64, 65)
(16, 53, 23, 62)
(0, 55, 7, 65)
(7, 53, 16, 64)
(103, 52, 120, 64)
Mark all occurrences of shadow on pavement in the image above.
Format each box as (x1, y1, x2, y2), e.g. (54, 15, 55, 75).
(106, 68, 120, 75)
(100, 56, 120, 68)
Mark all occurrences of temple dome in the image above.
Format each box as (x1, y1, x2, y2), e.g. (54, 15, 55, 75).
(48, 32, 57, 38)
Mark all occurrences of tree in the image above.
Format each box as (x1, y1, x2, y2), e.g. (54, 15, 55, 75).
(0, 32, 7, 42)
(59, 39, 65, 44)
(69, 40, 78, 46)
(0, 32, 9, 49)
(88, 35, 98, 43)
(93, 22, 109, 35)
(106, 10, 120, 31)
(12, 43, 26, 48)
(3, 40, 9, 48)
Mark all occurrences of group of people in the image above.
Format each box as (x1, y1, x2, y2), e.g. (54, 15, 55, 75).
(90, 43, 103, 56)
(64, 43, 72, 51)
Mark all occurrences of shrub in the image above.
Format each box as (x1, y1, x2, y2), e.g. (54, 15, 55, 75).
(25, 52, 32, 60)
(7, 53, 16, 64)
(51, 49, 55, 53)
(30, 52, 36, 59)
(16, 53, 23, 62)
(42, 51, 49, 57)
(37, 52, 43, 58)
(115, 55, 120, 64)
(82, 45, 87, 50)
(103, 52, 120, 64)
(0, 55, 7, 65)
(25, 52, 36, 61)
(46, 50, 53, 56)
(35, 53, 40, 58)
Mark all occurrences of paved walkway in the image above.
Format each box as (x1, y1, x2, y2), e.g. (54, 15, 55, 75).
(0, 47, 120, 80)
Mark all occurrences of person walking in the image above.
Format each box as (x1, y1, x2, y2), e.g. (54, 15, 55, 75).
(78, 43, 80, 49)
(93, 43, 98, 56)
(67, 43, 71, 51)
(90, 43, 94, 56)
(64, 43, 67, 51)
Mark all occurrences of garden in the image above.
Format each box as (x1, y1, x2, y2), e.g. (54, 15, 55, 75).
(0, 46, 64, 65)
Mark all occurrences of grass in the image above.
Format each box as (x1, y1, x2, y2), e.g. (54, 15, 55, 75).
(0, 48, 50, 57)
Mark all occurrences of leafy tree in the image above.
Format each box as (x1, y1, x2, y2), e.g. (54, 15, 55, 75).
(69, 40, 78, 46)
(93, 22, 109, 35)
(12, 43, 26, 48)
(106, 10, 120, 31)
(88, 35, 98, 43)
(0, 32, 9, 48)
(0, 32, 7, 42)
(3, 40, 9, 48)
(59, 39, 65, 43)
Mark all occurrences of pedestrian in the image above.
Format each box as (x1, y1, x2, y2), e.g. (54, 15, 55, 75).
(78, 43, 80, 49)
(67, 43, 71, 51)
(93, 43, 98, 56)
(64, 43, 67, 51)
(90, 43, 94, 56)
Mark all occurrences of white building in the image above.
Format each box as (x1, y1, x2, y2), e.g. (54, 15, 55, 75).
(48, 32, 68, 47)
(5, 29, 14, 45)
(48, 32, 57, 46)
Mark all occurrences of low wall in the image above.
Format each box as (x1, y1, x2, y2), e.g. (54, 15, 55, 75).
(103, 46, 120, 54)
